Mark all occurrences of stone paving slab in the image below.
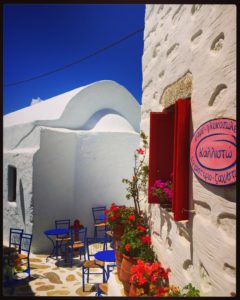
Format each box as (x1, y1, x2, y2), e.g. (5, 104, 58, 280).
(3, 249, 105, 297)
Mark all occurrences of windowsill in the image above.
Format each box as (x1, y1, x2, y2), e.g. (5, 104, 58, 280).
(7, 202, 17, 208)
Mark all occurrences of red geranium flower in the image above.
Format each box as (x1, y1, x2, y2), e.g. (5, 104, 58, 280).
(128, 215, 135, 221)
(137, 225, 146, 232)
(125, 243, 131, 251)
(141, 235, 151, 245)
(136, 148, 144, 155)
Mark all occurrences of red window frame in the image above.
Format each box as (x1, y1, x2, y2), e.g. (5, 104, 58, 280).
(148, 98, 191, 221)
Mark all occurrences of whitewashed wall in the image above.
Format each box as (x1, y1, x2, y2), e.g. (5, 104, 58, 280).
(32, 128, 138, 253)
(3, 81, 140, 254)
(140, 5, 236, 296)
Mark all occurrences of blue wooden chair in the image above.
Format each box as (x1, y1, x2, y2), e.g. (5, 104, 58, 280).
(95, 264, 116, 296)
(82, 236, 107, 292)
(55, 219, 71, 258)
(92, 206, 108, 239)
(9, 228, 24, 253)
(15, 233, 33, 280)
(4, 228, 23, 267)
(65, 227, 87, 267)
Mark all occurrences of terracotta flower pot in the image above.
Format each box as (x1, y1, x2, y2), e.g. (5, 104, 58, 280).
(119, 254, 138, 295)
(114, 244, 123, 280)
(129, 283, 138, 297)
(112, 224, 124, 241)
(129, 282, 150, 297)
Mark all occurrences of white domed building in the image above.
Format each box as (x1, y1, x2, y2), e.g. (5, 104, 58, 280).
(3, 80, 140, 253)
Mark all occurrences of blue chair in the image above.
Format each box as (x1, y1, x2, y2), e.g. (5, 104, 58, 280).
(15, 233, 33, 279)
(55, 219, 71, 258)
(65, 227, 87, 268)
(82, 236, 107, 292)
(9, 228, 24, 253)
(95, 262, 117, 296)
(92, 206, 108, 239)
(55, 219, 70, 230)
(4, 228, 23, 267)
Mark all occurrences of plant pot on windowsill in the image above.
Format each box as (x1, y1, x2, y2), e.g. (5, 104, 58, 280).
(160, 199, 172, 212)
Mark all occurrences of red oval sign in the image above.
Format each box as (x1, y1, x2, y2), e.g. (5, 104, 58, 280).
(190, 118, 236, 186)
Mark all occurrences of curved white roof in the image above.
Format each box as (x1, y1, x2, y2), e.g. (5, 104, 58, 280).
(4, 80, 140, 133)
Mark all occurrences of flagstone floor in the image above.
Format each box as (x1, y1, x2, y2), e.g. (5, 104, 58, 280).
(3, 247, 106, 297)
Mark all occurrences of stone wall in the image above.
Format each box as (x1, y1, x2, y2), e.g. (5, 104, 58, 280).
(140, 4, 236, 296)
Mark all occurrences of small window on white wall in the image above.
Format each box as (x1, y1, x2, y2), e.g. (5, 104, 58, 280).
(8, 166, 17, 202)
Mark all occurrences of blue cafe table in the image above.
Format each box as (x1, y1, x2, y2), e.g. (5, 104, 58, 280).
(94, 249, 116, 282)
(44, 228, 70, 261)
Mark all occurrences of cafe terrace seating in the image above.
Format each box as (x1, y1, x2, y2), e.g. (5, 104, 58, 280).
(82, 236, 106, 292)
(92, 206, 108, 239)
(64, 227, 87, 267)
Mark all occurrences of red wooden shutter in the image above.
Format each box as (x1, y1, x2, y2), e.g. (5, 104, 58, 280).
(148, 112, 174, 203)
(172, 98, 191, 221)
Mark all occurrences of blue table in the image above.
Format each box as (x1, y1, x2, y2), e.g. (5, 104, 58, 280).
(44, 228, 70, 261)
(94, 250, 115, 262)
(94, 250, 116, 282)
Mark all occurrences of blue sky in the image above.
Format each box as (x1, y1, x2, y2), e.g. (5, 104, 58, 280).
(3, 4, 145, 115)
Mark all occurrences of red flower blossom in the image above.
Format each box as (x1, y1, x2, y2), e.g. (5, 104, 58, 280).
(128, 215, 135, 221)
(154, 287, 166, 296)
(137, 225, 146, 232)
(125, 243, 131, 251)
(136, 148, 144, 155)
(141, 235, 151, 245)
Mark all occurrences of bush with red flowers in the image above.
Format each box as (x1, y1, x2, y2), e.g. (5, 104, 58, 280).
(130, 259, 170, 296)
(105, 204, 144, 231)
(104, 203, 127, 230)
(119, 226, 155, 262)
(122, 131, 149, 215)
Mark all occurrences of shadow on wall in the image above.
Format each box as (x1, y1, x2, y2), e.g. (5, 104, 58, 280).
(196, 179, 236, 203)
(19, 179, 26, 227)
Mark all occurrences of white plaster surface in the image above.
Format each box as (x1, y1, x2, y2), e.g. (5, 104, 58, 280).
(3, 80, 140, 253)
(140, 4, 236, 296)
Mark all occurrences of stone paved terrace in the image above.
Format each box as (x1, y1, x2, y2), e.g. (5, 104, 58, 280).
(3, 244, 111, 297)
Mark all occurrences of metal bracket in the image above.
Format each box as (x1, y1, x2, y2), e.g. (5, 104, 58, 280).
(182, 208, 196, 213)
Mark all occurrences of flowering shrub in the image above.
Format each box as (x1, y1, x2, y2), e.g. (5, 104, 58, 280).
(104, 203, 127, 230)
(105, 204, 144, 231)
(155, 283, 200, 297)
(122, 131, 149, 215)
(119, 227, 155, 262)
(130, 259, 170, 296)
(151, 178, 172, 204)
(121, 208, 146, 230)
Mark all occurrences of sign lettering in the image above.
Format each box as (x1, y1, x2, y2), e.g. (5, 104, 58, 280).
(190, 118, 236, 186)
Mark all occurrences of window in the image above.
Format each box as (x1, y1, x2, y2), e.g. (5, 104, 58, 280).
(8, 165, 17, 202)
(148, 98, 191, 221)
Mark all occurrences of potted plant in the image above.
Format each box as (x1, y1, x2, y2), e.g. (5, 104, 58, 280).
(118, 225, 155, 294)
(129, 259, 170, 296)
(104, 203, 127, 240)
(150, 178, 172, 209)
(122, 131, 149, 215)
(153, 283, 201, 297)
(105, 204, 141, 278)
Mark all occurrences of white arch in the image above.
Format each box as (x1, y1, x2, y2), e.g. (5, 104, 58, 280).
(4, 80, 140, 133)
